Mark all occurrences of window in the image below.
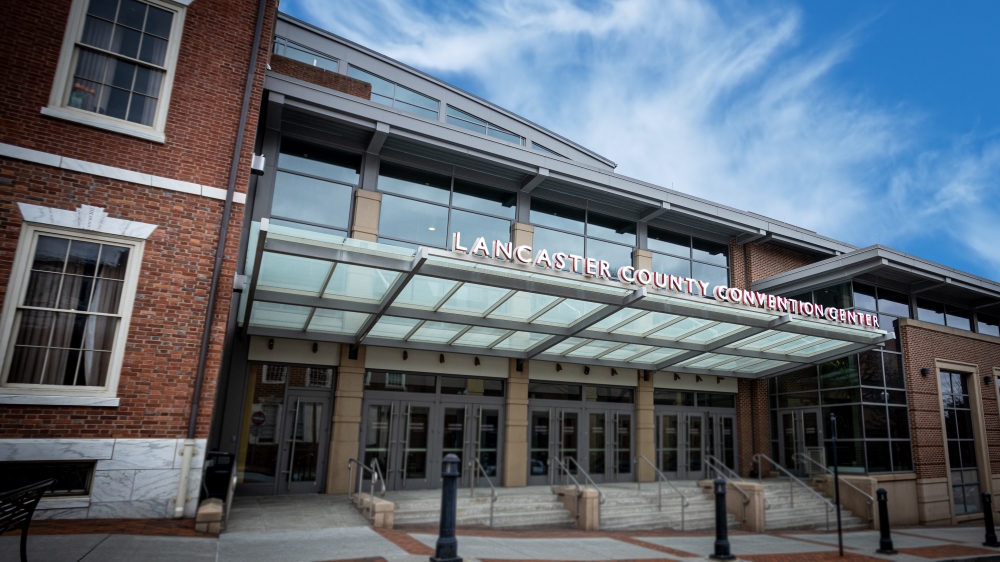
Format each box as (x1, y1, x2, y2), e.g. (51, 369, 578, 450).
(0, 462, 95, 496)
(977, 312, 1000, 338)
(375, 162, 515, 250)
(532, 142, 565, 158)
(446, 106, 524, 146)
(272, 36, 339, 71)
(917, 298, 972, 332)
(347, 66, 439, 120)
(529, 199, 637, 279)
(941, 371, 981, 514)
(648, 227, 729, 292)
(0, 226, 143, 397)
(271, 138, 359, 236)
(46, 0, 186, 142)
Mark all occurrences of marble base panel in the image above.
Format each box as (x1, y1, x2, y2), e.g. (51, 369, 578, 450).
(0, 438, 206, 520)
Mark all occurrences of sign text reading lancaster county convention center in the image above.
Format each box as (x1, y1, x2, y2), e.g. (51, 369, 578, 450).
(452, 233, 880, 329)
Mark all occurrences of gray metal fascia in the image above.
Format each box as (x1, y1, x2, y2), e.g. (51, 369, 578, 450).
(751, 247, 887, 292)
(247, 326, 356, 344)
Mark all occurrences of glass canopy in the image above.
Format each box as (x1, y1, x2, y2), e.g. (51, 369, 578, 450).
(240, 221, 891, 379)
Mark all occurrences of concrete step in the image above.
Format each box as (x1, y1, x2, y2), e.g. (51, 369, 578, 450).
(600, 511, 740, 531)
(392, 492, 577, 529)
(396, 508, 577, 528)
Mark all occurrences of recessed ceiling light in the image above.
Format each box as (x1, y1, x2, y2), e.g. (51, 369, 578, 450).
(428, 227, 436, 231)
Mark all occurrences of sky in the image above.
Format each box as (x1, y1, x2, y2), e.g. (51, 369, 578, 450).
(280, 0, 1000, 282)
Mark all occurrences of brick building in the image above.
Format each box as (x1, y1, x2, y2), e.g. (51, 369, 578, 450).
(2, 5, 999, 532)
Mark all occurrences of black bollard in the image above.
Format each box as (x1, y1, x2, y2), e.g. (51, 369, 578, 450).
(875, 488, 897, 554)
(709, 477, 735, 560)
(984, 492, 999, 548)
(831, 413, 843, 557)
(431, 454, 462, 562)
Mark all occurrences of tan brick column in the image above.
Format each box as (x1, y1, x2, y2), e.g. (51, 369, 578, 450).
(327, 345, 367, 493)
(634, 249, 652, 271)
(512, 222, 534, 247)
(503, 358, 529, 487)
(635, 370, 656, 482)
(351, 190, 381, 242)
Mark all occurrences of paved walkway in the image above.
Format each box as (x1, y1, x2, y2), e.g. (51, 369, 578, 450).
(4, 517, 999, 561)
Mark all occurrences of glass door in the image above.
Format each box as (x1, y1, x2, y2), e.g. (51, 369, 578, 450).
(528, 409, 552, 485)
(657, 413, 680, 478)
(684, 413, 705, 480)
(607, 411, 633, 483)
(558, 409, 581, 478)
(779, 408, 822, 476)
(361, 401, 395, 491)
(399, 402, 432, 489)
(467, 405, 502, 487)
(441, 406, 466, 482)
(588, 411, 606, 479)
(278, 391, 331, 494)
(707, 413, 736, 473)
(527, 408, 582, 485)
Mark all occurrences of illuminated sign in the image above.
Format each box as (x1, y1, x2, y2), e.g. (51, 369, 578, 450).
(452, 232, 879, 329)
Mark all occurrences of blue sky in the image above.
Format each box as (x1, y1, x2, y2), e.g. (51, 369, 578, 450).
(281, 0, 1000, 281)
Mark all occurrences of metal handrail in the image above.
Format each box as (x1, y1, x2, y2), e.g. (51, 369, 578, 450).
(347, 458, 386, 523)
(704, 455, 759, 525)
(793, 452, 873, 525)
(549, 456, 585, 520)
(634, 455, 690, 531)
(469, 457, 498, 528)
(564, 456, 606, 505)
(753, 453, 834, 531)
(705, 455, 746, 483)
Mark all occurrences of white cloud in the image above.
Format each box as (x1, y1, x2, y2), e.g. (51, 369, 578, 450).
(288, 0, 1000, 279)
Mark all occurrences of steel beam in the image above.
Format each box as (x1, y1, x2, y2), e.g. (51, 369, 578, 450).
(240, 219, 270, 337)
(354, 248, 429, 340)
(526, 288, 647, 358)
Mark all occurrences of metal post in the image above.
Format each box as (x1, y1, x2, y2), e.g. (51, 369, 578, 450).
(831, 413, 843, 557)
(709, 477, 735, 560)
(876, 488, 897, 554)
(431, 454, 462, 562)
(983, 492, 1000, 548)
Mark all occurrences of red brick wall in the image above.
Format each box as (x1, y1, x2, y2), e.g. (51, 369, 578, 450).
(899, 321, 1000, 480)
(0, 0, 278, 439)
(269, 55, 372, 98)
(729, 239, 817, 290)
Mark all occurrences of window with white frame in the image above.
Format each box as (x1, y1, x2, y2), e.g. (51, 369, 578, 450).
(45, 0, 186, 141)
(0, 226, 143, 395)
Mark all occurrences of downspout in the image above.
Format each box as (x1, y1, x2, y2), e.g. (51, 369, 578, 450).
(175, 0, 269, 518)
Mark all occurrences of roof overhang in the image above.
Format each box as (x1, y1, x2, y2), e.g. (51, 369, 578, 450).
(239, 222, 890, 380)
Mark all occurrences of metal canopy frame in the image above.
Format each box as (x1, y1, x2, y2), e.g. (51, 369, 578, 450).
(242, 222, 892, 380)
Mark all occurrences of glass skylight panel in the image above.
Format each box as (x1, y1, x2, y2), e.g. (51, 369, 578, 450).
(393, 276, 459, 308)
(768, 335, 822, 353)
(710, 356, 766, 371)
(788, 339, 849, 357)
(492, 331, 550, 351)
(634, 348, 683, 364)
(308, 309, 369, 334)
(542, 337, 586, 356)
(566, 340, 621, 358)
(587, 308, 645, 332)
(257, 253, 332, 294)
(737, 359, 785, 373)
(533, 299, 603, 327)
(409, 321, 466, 343)
(601, 344, 654, 361)
(613, 312, 679, 336)
(487, 292, 557, 321)
(439, 283, 510, 315)
(367, 316, 420, 339)
(425, 256, 631, 297)
(649, 317, 714, 340)
(323, 264, 399, 302)
(680, 353, 732, 369)
(681, 322, 743, 343)
(452, 326, 510, 347)
(730, 330, 800, 351)
(789, 319, 883, 339)
(646, 294, 777, 321)
(249, 302, 311, 330)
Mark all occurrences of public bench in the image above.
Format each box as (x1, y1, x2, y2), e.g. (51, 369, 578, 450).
(0, 479, 56, 562)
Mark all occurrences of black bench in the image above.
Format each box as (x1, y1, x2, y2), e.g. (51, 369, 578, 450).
(0, 479, 56, 562)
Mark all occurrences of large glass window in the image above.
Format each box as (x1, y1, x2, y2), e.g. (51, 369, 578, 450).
(272, 138, 359, 236)
(529, 199, 636, 279)
(648, 227, 729, 291)
(532, 142, 565, 158)
(272, 37, 339, 71)
(347, 66, 439, 119)
(446, 106, 524, 146)
(941, 371, 981, 514)
(917, 298, 972, 332)
(376, 162, 515, 250)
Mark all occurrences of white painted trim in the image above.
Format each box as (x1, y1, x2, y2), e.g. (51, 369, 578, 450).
(0, 142, 246, 204)
(0, 224, 145, 399)
(18, 203, 158, 240)
(0, 395, 121, 406)
(47, 0, 186, 140)
(41, 106, 167, 143)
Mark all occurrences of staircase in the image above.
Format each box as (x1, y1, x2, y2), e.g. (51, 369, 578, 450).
(599, 482, 739, 531)
(759, 478, 868, 531)
(391, 490, 577, 528)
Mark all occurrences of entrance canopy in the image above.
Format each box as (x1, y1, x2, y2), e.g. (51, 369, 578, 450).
(240, 221, 892, 379)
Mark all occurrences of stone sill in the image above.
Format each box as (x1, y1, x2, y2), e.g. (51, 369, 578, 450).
(0, 395, 120, 407)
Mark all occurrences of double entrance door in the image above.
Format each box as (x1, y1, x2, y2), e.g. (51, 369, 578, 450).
(527, 406, 633, 485)
(777, 408, 822, 476)
(656, 410, 735, 480)
(361, 397, 503, 490)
